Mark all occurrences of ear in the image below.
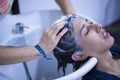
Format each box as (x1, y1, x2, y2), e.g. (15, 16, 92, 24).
(71, 52, 88, 61)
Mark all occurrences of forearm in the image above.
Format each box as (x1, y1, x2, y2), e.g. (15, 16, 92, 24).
(55, 0, 75, 15)
(0, 46, 40, 65)
(0, 20, 67, 65)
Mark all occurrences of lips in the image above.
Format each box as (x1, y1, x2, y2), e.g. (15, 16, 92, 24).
(103, 30, 110, 39)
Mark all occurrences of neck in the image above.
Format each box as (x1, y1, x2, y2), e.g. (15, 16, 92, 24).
(95, 50, 120, 76)
(96, 50, 113, 69)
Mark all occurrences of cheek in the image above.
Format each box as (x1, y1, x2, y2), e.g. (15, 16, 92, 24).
(80, 33, 102, 49)
(81, 34, 114, 51)
(84, 34, 99, 45)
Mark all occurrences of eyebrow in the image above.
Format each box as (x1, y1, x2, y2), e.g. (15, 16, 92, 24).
(80, 24, 85, 35)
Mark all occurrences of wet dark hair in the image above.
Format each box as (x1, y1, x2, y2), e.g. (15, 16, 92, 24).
(53, 15, 90, 75)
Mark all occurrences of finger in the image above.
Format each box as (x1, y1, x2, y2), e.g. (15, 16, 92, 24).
(51, 21, 66, 30)
(52, 21, 67, 36)
(56, 28, 68, 40)
(47, 21, 61, 30)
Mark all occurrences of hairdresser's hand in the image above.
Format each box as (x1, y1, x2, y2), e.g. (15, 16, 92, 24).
(39, 21, 68, 54)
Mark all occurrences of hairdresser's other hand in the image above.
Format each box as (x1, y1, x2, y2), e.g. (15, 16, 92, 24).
(39, 21, 68, 54)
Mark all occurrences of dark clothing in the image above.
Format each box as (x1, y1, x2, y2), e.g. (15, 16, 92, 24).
(82, 45, 120, 80)
(110, 45, 120, 58)
(83, 67, 120, 80)
(83, 68, 120, 80)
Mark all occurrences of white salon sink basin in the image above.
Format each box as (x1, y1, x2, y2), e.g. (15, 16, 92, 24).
(1, 24, 42, 46)
(24, 24, 43, 46)
(0, 12, 43, 46)
(0, 10, 63, 47)
(2, 35, 26, 46)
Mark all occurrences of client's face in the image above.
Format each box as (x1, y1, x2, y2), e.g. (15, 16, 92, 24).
(73, 18, 114, 54)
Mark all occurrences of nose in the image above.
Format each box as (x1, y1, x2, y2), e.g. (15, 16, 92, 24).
(90, 24, 102, 33)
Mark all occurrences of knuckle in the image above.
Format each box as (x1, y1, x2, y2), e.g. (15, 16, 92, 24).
(58, 34, 62, 38)
(55, 26, 60, 30)
(56, 25, 62, 30)
(44, 29, 50, 35)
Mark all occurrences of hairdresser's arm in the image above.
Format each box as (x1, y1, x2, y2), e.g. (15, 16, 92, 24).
(0, 21, 67, 65)
(0, 46, 39, 65)
(55, 0, 75, 15)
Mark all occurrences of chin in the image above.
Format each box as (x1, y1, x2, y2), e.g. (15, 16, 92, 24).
(109, 36, 115, 48)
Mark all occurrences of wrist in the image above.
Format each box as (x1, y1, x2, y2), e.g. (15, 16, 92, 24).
(64, 11, 75, 15)
(63, 8, 75, 15)
(38, 41, 48, 54)
(34, 44, 52, 60)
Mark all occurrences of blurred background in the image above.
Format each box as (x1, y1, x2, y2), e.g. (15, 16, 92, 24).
(17, 0, 120, 26)
(0, 0, 120, 80)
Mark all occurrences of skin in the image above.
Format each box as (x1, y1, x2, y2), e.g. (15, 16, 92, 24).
(71, 18, 120, 77)
(73, 18, 114, 54)
(55, 0, 75, 15)
(0, 0, 69, 65)
(104, 19, 120, 47)
(56, 0, 120, 78)
(0, 21, 68, 65)
(39, 21, 68, 54)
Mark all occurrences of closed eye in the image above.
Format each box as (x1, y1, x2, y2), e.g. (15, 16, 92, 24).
(85, 28, 89, 35)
